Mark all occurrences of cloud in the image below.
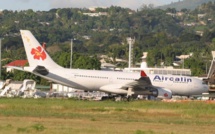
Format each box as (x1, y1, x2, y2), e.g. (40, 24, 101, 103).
(47, 0, 170, 10)
(19, 0, 30, 2)
(114, 0, 165, 10)
(48, 0, 96, 9)
(0, 0, 178, 11)
(115, 0, 142, 9)
(45, 0, 176, 9)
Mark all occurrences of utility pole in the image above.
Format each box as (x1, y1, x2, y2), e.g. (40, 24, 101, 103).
(0, 38, 1, 79)
(161, 52, 162, 67)
(70, 39, 73, 69)
(182, 57, 184, 69)
(127, 37, 135, 70)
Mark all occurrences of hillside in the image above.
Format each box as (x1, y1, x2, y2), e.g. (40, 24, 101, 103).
(158, 0, 215, 10)
(1, 2, 215, 78)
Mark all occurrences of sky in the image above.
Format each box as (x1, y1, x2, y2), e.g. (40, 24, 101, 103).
(0, 0, 179, 11)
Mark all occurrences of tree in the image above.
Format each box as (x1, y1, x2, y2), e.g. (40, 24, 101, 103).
(57, 52, 70, 68)
(73, 54, 100, 70)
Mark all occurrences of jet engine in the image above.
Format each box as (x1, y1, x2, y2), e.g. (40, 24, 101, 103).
(156, 87, 172, 99)
(133, 86, 172, 99)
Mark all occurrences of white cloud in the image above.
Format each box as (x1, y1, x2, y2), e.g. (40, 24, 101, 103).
(47, 0, 175, 10)
(114, 0, 165, 10)
(19, 0, 30, 2)
(12, 0, 178, 10)
(48, 0, 96, 9)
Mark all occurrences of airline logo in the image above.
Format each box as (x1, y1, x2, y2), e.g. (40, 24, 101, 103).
(31, 46, 46, 60)
(153, 75, 192, 83)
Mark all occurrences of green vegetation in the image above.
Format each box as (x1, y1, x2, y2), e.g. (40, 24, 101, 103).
(17, 123, 45, 133)
(159, 0, 215, 11)
(1, 2, 215, 82)
(0, 98, 214, 134)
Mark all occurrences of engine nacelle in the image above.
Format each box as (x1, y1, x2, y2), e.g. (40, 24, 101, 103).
(156, 87, 172, 99)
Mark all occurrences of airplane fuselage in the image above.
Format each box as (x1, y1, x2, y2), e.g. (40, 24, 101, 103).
(31, 67, 208, 96)
(18, 30, 209, 98)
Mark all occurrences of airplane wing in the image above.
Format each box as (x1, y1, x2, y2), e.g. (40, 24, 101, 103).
(32, 65, 49, 75)
(99, 77, 156, 95)
(6, 65, 46, 75)
(99, 71, 172, 99)
(6, 66, 25, 71)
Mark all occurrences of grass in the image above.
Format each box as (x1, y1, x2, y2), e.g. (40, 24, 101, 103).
(0, 98, 214, 133)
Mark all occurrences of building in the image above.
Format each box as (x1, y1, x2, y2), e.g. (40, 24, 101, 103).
(124, 52, 191, 76)
(83, 12, 108, 17)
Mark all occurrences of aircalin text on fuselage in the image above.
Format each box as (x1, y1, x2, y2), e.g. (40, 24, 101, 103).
(153, 75, 192, 83)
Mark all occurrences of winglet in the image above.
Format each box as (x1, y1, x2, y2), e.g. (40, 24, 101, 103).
(141, 71, 147, 77)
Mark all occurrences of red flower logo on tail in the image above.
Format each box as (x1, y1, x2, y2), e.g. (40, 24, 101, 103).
(31, 46, 46, 60)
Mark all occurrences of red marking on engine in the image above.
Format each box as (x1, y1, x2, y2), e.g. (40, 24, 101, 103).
(164, 93, 168, 97)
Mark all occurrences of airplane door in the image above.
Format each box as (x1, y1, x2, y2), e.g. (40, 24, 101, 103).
(109, 76, 113, 83)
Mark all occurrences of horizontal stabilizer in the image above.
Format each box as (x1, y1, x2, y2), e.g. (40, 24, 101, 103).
(33, 66, 49, 75)
(6, 66, 24, 71)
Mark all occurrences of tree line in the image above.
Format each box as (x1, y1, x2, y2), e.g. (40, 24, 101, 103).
(0, 2, 215, 83)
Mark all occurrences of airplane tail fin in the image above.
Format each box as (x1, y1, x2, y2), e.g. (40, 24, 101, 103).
(20, 30, 62, 69)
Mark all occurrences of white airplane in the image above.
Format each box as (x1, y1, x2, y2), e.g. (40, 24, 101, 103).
(8, 30, 208, 99)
